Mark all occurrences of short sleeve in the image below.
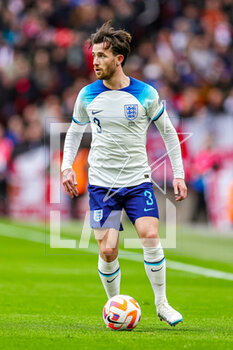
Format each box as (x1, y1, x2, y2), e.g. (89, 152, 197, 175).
(72, 87, 90, 125)
(144, 85, 164, 121)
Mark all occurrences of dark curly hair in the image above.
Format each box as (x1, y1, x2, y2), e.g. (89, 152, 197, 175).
(89, 20, 132, 66)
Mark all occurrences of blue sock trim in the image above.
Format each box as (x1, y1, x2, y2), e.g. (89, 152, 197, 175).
(98, 267, 120, 277)
(144, 257, 165, 266)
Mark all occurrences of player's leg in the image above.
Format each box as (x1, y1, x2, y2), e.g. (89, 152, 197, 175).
(124, 183, 165, 305)
(134, 217, 166, 302)
(95, 228, 121, 299)
(124, 183, 183, 326)
(134, 217, 182, 326)
(88, 184, 122, 299)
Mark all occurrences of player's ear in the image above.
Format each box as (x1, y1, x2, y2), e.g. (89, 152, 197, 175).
(116, 54, 124, 66)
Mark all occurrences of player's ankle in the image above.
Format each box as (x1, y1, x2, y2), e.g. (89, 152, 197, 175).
(155, 297, 168, 307)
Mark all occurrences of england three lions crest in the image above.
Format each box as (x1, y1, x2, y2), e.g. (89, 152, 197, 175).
(124, 104, 138, 121)
(94, 209, 103, 222)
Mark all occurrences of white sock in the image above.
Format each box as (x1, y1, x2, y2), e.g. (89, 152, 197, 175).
(143, 242, 167, 306)
(98, 255, 121, 299)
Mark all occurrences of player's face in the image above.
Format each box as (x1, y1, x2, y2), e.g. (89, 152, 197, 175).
(92, 43, 121, 80)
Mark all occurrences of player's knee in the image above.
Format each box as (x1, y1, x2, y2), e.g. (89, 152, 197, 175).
(102, 247, 115, 256)
(148, 231, 159, 239)
(142, 230, 159, 240)
(100, 247, 118, 261)
(141, 231, 159, 247)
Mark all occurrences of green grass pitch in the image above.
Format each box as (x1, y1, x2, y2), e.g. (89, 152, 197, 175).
(0, 217, 232, 350)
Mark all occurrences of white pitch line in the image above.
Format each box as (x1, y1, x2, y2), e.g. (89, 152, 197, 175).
(117, 249, 233, 281)
(0, 222, 233, 281)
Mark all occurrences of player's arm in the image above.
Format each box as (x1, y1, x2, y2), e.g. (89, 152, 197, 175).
(153, 111, 187, 201)
(145, 85, 187, 201)
(61, 121, 88, 198)
(61, 87, 90, 199)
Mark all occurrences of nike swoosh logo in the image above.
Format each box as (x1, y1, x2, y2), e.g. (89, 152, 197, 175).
(107, 275, 118, 283)
(144, 208, 155, 212)
(151, 266, 163, 272)
(106, 315, 124, 324)
(92, 110, 103, 115)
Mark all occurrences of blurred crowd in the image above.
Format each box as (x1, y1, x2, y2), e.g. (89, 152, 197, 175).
(0, 0, 233, 226)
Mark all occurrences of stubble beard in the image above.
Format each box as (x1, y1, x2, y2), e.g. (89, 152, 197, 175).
(95, 61, 116, 81)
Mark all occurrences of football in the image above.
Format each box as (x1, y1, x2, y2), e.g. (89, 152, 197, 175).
(103, 294, 141, 331)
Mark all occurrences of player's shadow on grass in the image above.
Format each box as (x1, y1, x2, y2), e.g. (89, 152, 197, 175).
(76, 324, 205, 333)
(134, 327, 205, 333)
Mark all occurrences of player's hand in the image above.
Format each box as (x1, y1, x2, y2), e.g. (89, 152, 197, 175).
(173, 178, 187, 201)
(62, 168, 79, 199)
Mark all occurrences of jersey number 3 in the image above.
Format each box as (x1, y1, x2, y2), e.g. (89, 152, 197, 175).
(94, 117, 102, 133)
(144, 190, 154, 205)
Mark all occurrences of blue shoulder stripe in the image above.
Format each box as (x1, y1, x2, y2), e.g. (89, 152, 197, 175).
(120, 77, 160, 115)
(81, 80, 108, 108)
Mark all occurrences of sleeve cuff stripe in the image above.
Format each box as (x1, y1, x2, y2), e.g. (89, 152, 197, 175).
(152, 105, 164, 121)
(72, 117, 90, 125)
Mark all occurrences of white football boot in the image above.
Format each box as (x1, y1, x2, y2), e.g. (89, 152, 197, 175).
(157, 301, 183, 326)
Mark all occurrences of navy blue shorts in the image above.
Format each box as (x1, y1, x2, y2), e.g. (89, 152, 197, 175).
(88, 182, 159, 231)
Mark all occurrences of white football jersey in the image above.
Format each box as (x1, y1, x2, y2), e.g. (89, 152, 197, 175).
(72, 77, 165, 188)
